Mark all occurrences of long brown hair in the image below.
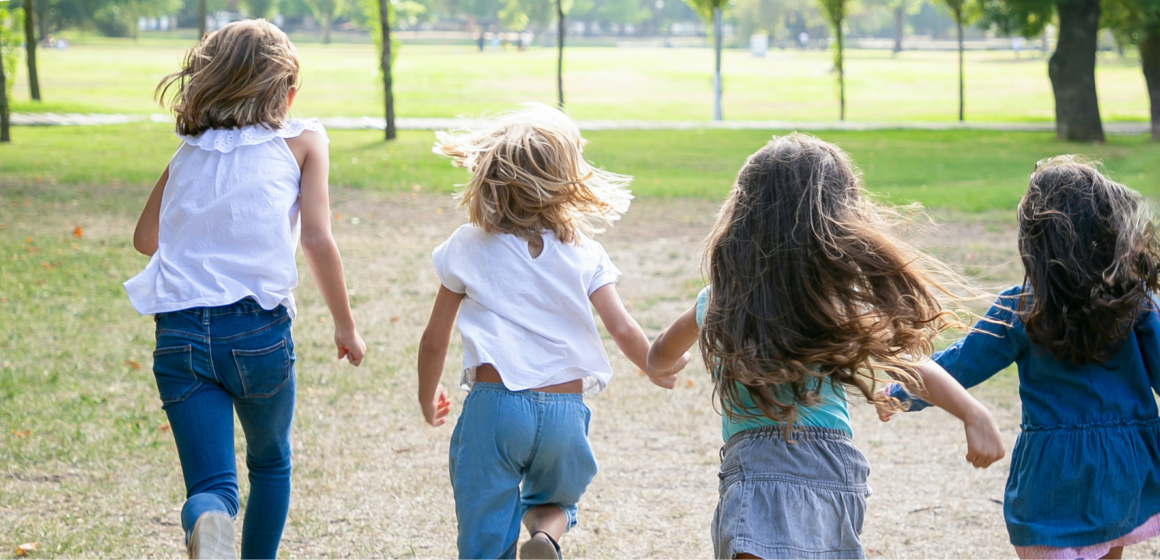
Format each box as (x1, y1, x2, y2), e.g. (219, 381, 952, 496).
(700, 133, 966, 429)
(156, 19, 300, 136)
(433, 103, 632, 244)
(1017, 156, 1160, 364)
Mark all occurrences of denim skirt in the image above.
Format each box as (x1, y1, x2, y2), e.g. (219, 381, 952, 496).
(712, 426, 871, 560)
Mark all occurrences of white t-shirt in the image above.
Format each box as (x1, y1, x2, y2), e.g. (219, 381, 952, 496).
(124, 119, 328, 318)
(432, 224, 622, 395)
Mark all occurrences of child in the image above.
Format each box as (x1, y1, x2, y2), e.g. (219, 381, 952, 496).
(883, 157, 1160, 559)
(417, 103, 689, 560)
(646, 133, 1005, 560)
(125, 20, 366, 560)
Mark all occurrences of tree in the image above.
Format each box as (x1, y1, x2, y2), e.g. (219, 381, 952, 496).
(23, 0, 40, 101)
(0, 6, 16, 142)
(557, 0, 564, 107)
(364, 0, 397, 138)
(303, 0, 345, 43)
(684, 0, 729, 120)
(240, 0, 280, 18)
(940, 0, 974, 120)
(818, 0, 851, 120)
(978, 0, 1104, 141)
(1105, 0, 1160, 140)
(198, 0, 206, 39)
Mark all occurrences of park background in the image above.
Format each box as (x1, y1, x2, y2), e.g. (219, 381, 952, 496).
(1, 0, 1160, 554)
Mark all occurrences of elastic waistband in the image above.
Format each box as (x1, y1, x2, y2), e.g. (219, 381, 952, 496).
(1020, 416, 1160, 432)
(470, 382, 585, 402)
(723, 425, 854, 454)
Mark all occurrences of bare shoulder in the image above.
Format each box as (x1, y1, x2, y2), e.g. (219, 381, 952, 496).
(284, 130, 328, 168)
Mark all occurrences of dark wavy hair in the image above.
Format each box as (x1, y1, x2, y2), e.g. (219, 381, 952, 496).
(1017, 156, 1160, 364)
(700, 133, 967, 431)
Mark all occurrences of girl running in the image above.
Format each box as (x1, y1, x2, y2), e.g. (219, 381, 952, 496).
(647, 133, 1005, 559)
(125, 20, 365, 559)
(417, 103, 688, 559)
(884, 157, 1160, 559)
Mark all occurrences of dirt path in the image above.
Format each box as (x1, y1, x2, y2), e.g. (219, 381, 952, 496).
(5, 190, 1159, 558)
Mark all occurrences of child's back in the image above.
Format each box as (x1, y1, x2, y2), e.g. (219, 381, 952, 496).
(891, 157, 1160, 559)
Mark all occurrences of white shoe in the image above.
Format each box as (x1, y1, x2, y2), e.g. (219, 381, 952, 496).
(187, 511, 236, 559)
(519, 531, 561, 559)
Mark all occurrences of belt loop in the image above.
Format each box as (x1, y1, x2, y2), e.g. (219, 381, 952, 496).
(719, 446, 726, 462)
(201, 307, 211, 326)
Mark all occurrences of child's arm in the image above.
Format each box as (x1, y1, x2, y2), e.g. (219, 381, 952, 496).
(418, 286, 464, 426)
(590, 284, 690, 389)
(289, 131, 366, 366)
(906, 360, 1005, 468)
(647, 304, 700, 374)
(132, 166, 169, 256)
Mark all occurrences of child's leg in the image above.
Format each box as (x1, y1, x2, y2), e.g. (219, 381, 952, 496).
(1102, 547, 1124, 559)
(232, 371, 295, 559)
(211, 307, 296, 560)
(449, 385, 538, 559)
(519, 396, 598, 542)
(153, 312, 241, 537)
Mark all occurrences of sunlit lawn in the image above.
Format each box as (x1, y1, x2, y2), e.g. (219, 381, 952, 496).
(6, 35, 1151, 123)
(1, 123, 1158, 210)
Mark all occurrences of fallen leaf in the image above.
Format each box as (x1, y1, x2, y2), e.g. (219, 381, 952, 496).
(390, 316, 400, 323)
(157, 422, 171, 433)
(15, 542, 37, 556)
(637, 369, 646, 376)
(393, 446, 416, 454)
(10, 429, 31, 437)
(40, 262, 50, 270)
(333, 212, 341, 221)
(72, 225, 83, 239)
(126, 359, 141, 370)
(318, 316, 327, 323)
(24, 237, 32, 244)
(686, 379, 695, 388)
(435, 208, 444, 215)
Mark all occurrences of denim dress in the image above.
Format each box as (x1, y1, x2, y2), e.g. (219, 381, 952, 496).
(892, 285, 1160, 548)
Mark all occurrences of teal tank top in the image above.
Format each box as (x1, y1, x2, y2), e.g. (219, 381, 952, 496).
(695, 287, 852, 441)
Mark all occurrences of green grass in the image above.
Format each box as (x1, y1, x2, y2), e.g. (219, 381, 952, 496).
(5, 36, 1151, 123)
(2, 124, 1158, 211)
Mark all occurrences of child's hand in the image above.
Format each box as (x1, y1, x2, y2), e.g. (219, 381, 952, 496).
(875, 383, 898, 422)
(646, 352, 691, 390)
(335, 328, 366, 366)
(963, 407, 1005, 468)
(422, 384, 452, 427)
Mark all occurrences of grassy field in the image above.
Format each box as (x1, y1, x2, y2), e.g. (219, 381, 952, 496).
(5, 36, 1151, 123)
(1, 123, 1158, 211)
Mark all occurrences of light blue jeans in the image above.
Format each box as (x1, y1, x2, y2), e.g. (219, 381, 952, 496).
(448, 382, 599, 559)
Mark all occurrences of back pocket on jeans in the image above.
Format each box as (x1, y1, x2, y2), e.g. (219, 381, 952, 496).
(233, 340, 291, 398)
(153, 345, 199, 404)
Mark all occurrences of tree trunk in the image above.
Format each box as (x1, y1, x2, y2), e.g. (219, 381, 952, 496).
(24, 0, 40, 101)
(36, 2, 48, 43)
(379, 0, 395, 140)
(893, 5, 903, 54)
(837, 17, 845, 121)
(198, 0, 207, 40)
(1048, 0, 1104, 141)
(1141, 24, 1160, 141)
(323, 14, 332, 44)
(556, 0, 564, 108)
(712, 6, 722, 121)
(0, 41, 9, 143)
(956, 11, 964, 121)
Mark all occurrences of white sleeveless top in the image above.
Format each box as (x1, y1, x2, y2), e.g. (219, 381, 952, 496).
(432, 224, 622, 395)
(124, 119, 328, 318)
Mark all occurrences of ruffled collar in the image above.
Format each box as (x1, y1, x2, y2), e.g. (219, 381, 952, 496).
(179, 118, 328, 153)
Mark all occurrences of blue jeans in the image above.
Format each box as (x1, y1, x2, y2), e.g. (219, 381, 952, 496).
(448, 383, 599, 559)
(152, 299, 295, 560)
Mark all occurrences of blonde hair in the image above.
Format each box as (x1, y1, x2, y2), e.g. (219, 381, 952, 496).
(157, 19, 300, 136)
(433, 103, 633, 244)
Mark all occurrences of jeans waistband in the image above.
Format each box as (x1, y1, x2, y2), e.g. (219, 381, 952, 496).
(470, 382, 585, 402)
(722, 425, 853, 457)
(166, 298, 286, 319)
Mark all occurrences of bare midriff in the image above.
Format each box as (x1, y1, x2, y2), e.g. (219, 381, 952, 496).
(475, 363, 583, 394)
